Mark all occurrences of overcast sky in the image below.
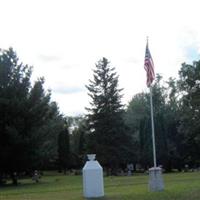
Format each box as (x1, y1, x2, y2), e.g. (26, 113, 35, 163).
(1, 0, 200, 116)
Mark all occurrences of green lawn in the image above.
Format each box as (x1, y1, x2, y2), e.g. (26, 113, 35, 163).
(0, 172, 200, 200)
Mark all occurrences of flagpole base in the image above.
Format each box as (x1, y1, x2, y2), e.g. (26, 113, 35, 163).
(148, 167, 164, 191)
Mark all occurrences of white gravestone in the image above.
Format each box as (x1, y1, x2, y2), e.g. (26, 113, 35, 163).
(149, 167, 164, 191)
(82, 154, 104, 198)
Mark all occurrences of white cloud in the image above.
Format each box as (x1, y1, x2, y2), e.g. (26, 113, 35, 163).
(1, 0, 200, 115)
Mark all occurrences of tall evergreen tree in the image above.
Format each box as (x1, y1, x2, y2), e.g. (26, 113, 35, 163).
(86, 57, 133, 173)
(0, 48, 64, 184)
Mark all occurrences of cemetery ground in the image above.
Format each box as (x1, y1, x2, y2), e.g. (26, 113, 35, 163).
(0, 171, 200, 200)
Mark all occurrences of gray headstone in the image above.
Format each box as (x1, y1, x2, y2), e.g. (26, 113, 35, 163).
(149, 167, 164, 191)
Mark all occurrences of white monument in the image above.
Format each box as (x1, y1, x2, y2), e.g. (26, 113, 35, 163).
(149, 167, 164, 191)
(82, 154, 104, 198)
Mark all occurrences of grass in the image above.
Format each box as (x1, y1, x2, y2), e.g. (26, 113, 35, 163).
(0, 171, 200, 200)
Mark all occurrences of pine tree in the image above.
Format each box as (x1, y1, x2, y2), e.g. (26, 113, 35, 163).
(0, 48, 64, 184)
(86, 57, 133, 173)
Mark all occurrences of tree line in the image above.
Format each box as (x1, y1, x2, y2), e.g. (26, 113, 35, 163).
(0, 48, 199, 185)
(0, 48, 69, 185)
(71, 58, 200, 173)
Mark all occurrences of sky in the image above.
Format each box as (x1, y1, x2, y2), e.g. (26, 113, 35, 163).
(1, 0, 200, 116)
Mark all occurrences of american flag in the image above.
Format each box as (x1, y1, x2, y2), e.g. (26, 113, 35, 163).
(144, 41, 155, 87)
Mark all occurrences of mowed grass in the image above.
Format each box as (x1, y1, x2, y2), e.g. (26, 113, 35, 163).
(0, 171, 200, 200)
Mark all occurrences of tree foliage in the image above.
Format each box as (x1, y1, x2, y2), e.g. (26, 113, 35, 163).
(0, 48, 64, 184)
(125, 75, 183, 171)
(86, 58, 133, 172)
(58, 122, 70, 173)
(1, 47, 200, 178)
(178, 61, 200, 167)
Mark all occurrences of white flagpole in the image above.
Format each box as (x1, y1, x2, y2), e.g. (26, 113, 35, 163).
(146, 39, 164, 192)
(150, 86, 157, 168)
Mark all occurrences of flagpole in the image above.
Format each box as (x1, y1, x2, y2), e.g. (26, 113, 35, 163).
(145, 39, 164, 191)
(149, 86, 157, 168)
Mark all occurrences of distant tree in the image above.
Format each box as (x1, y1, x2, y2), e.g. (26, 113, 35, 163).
(178, 61, 200, 167)
(125, 74, 183, 171)
(70, 116, 88, 168)
(151, 75, 174, 170)
(86, 57, 133, 174)
(125, 92, 150, 169)
(0, 48, 64, 185)
(71, 118, 87, 155)
(164, 77, 183, 171)
(58, 122, 70, 174)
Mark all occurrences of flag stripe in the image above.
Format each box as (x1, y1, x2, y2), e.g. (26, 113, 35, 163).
(144, 42, 155, 87)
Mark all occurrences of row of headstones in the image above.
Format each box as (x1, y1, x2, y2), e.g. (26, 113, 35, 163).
(82, 154, 164, 198)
